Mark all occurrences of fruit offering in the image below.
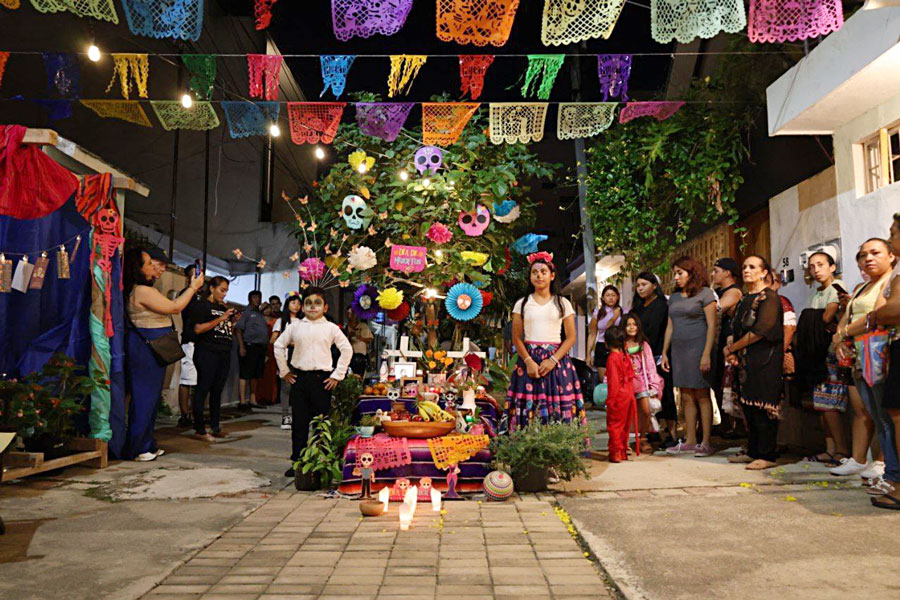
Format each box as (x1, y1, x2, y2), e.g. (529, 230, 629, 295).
(363, 382, 391, 396)
(416, 400, 456, 423)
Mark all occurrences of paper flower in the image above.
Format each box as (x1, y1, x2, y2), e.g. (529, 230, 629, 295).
(480, 290, 493, 307)
(460, 251, 489, 267)
(386, 301, 411, 322)
(256, 259, 267, 269)
(232, 248, 244, 260)
(511, 233, 548, 255)
(527, 251, 554, 265)
(377, 287, 404, 310)
(348, 245, 377, 270)
(283, 271, 291, 279)
(289, 252, 300, 262)
(445, 283, 483, 322)
(298, 257, 326, 282)
(426, 222, 453, 245)
(352, 284, 379, 319)
(493, 204, 520, 224)
(348, 149, 375, 173)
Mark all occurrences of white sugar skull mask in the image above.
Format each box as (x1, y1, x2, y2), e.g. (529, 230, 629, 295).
(386, 387, 401, 401)
(359, 452, 374, 468)
(458, 205, 490, 236)
(414, 146, 443, 174)
(342, 195, 370, 230)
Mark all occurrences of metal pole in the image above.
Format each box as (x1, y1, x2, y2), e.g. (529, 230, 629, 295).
(571, 50, 599, 315)
(168, 60, 184, 259)
(202, 129, 210, 270)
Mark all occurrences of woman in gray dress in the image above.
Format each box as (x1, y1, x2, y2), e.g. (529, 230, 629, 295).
(661, 256, 718, 457)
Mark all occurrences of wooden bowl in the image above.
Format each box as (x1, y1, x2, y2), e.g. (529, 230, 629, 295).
(382, 420, 456, 439)
(359, 501, 384, 517)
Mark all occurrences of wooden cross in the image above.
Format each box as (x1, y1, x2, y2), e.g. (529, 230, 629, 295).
(381, 335, 423, 360)
(446, 337, 486, 360)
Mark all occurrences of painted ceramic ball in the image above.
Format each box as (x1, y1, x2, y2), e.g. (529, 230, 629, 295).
(483, 470, 514, 501)
(593, 383, 608, 409)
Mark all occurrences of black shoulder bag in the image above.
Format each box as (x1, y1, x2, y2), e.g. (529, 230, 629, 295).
(125, 312, 186, 366)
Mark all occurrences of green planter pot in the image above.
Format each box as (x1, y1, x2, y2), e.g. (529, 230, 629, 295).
(513, 465, 549, 493)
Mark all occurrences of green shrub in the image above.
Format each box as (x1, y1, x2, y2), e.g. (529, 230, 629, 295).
(294, 415, 355, 488)
(490, 422, 589, 482)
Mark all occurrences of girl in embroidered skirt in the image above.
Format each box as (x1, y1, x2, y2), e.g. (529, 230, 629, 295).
(507, 252, 586, 433)
(624, 314, 664, 454)
(605, 326, 636, 462)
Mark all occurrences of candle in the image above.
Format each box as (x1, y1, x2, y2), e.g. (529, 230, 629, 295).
(430, 487, 442, 512)
(379, 486, 390, 513)
(399, 502, 412, 530)
(404, 485, 418, 515)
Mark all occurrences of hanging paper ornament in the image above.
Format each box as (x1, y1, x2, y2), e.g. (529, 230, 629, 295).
(422, 103, 480, 147)
(597, 54, 631, 102)
(557, 102, 617, 140)
(56, 245, 70, 279)
(459, 55, 494, 100)
(386, 301, 411, 322)
(493, 200, 516, 217)
(182, 55, 216, 100)
(414, 146, 444, 174)
(495, 206, 521, 227)
(331, 0, 414, 41)
(651, 0, 746, 44)
(489, 103, 549, 145)
(42, 53, 81, 98)
(0, 254, 11, 293)
(247, 54, 282, 101)
(445, 283, 483, 322)
(748, 0, 842, 43)
(29, 253, 49, 290)
(150, 101, 220, 131)
(288, 102, 345, 145)
(426, 222, 453, 245)
(320, 55, 356, 98)
(1, 0, 20, 8)
(460, 251, 489, 267)
(541, 0, 625, 46)
(29, 0, 118, 23)
(511, 233, 548, 255)
(352, 283, 380, 319)
(254, 0, 277, 30)
(437, 0, 521, 47)
(121, 0, 204, 41)
(619, 101, 684, 124)
(11, 256, 34, 293)
(222, 102, 280, 138)
(89, 204, 125, 336)
(34, 100, 73, 121)
(387, 55, 427, 98)
(298, 257, 327, 282)
(522, 55, 565, 100)
(348, 245, 377, 270)
(106, 54, 149, 99)
(480, 290, 493, 307)
(0, 53, 9, 91)
(458, 205, 491, 237)
(348, 150, 375, 173)
(355, 102, 414, 142)
(81, 100, 153, 127)
(377, 287, 403, 311)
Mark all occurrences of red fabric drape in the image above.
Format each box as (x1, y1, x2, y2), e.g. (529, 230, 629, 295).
(0, 125, 78, 220)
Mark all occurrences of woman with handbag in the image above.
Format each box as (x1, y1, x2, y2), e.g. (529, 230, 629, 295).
(123, 247, 204, 461)
(831, 239, 896, 489)
(724, 256, 784, 470)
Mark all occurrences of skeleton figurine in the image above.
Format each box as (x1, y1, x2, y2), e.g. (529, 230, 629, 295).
(441, 389, 457, 411)
(92, 208, 124, 337)
(353, 452, 376, 499)
(386, 387, 401, 402)
(391, 477, 411, 501)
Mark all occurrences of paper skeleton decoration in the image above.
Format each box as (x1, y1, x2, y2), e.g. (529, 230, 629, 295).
(342, 194, 372, 229)
(391, 477, 411, 500)
(353, 452, 376, 499)
(458, 205, 490, 236)
(441, 389, 457, 409)
(414, 146, 443, 174)
(386, 387, 401, 401)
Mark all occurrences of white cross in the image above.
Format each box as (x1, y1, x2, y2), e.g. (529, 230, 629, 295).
(381, 335, 423, 360)
(445, 337, 486, 360)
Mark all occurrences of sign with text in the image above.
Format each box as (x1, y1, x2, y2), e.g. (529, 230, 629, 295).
(389, 245, 427, 273)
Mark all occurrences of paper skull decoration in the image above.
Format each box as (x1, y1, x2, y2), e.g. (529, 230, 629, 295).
(386, 387, 401, 401)
(95, 208, 120, 234)
(342, 194, 371, 230)
(458, 205, 490, 236)
(441, 389, 457, 408)
(414, 146, 443, 174)
(359, 452, 374, 468)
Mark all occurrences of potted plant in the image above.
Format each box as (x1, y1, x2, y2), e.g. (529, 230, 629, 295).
(294, 415, 355, 491)
(489, 422, 590, 492)
(356, 415, 377, 438)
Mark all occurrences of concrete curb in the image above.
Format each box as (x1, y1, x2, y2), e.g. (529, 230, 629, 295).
(570, 515, 652, 600)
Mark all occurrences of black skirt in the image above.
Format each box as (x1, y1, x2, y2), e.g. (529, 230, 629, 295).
(883, 340, 900, 409)
(594, 342, 610, 368)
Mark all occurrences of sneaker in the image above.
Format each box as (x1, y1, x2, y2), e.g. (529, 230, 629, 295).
(155, 449, 166, 457)
(829, 457, 868, 476)
(134, 452, 157, 462)
(237, 404, 253, 412)
(284, 467, 296, 477)
(860, 461, 885, 482)
(176, 415, 192, 428)
(867, 477, 896, 496)
(281, 416, 292, 430)
(694, 443, 715, 457)
(665, 441, 696, 455)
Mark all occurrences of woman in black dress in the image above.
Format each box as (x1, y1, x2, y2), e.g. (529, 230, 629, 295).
(724, 255, 783, 470)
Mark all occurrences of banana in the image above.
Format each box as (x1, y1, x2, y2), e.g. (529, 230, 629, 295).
(417, 405, 432, 421)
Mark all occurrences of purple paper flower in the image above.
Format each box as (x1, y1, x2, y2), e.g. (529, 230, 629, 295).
(352, 283, 379, 319)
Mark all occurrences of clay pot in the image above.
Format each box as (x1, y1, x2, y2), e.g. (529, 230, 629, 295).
(359, 501, 383, 517)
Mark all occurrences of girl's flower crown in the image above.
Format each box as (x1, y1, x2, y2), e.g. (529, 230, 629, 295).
(285, 291, 301, 301)
(527, 251, 555, 268)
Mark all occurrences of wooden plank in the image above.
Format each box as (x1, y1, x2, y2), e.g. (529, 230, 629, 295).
(0, 438, 108, 482)
(21, 128, 59, 146)
(5, 451, 43, 469)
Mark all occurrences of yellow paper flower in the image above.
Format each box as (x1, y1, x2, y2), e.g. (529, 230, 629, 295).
(460, 251, 489, 266)
(377, 287, 403, 310)
(348, 150, 375, 173)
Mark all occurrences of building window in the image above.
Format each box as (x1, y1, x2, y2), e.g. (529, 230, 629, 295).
(863, 125, 900, 194)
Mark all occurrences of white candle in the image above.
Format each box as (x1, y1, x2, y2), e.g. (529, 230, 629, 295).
(379, 487, 390, 513)
(430, 487, 442, 512)
(404, 486, 418, 515)
(399, 502, 412, 530)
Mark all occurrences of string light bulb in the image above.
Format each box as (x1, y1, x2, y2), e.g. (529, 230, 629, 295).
(314, 146, 325, 160)
(357, 162, 368, 174)
(87, 44, 101, 62)
(435, 250, 443, 259)
(269, 123, 281, 137)
(398, 169, 409, 181)
(423, 178, 431, 187)
(181, 93, 193, 109)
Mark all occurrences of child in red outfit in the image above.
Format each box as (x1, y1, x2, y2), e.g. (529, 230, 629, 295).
(605, 326, 637, 463)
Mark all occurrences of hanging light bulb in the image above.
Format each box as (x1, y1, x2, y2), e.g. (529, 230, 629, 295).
(398, 169, 409, 181)
(357, 162, 368, 174)
(87, 44, 101, 62)
(423, 178, 431, 187)
(269, 123, 281, 137)
(314, 146, 325, 160)
(181, 93, 193, 109)
(435, 250, 443, 259)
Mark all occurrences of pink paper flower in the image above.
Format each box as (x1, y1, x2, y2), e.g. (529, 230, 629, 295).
(298, 257, 326, 282)
(426, 222, 453, 245)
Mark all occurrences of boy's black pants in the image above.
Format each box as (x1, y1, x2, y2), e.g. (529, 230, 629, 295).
(290, 370, 333, 461)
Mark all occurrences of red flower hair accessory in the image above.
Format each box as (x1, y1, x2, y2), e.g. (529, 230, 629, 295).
(527, 251, 554, 267)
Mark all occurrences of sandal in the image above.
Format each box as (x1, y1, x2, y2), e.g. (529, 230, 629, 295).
(728, 452, 753, 464)
(826, 452, 849, 468)
(871, 494, 900, 510)
(746, 459, 777, 470)
(803, 452, 834, 464)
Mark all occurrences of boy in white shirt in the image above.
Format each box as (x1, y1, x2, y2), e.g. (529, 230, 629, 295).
(274, 287, 352, 477)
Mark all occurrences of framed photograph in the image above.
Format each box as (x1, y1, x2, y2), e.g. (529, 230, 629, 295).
(400, 377, 423, 398)
(392, 361, 417, 380)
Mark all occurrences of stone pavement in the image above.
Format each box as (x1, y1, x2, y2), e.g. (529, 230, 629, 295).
(145, 493, 615, 600)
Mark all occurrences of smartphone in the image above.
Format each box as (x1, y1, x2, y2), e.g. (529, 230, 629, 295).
(832, 283, 847, 295)
(194, 259, 203, 275)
